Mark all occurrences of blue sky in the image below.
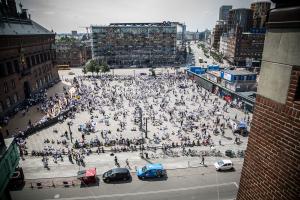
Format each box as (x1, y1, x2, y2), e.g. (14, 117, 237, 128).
(19, 0, 273, 33)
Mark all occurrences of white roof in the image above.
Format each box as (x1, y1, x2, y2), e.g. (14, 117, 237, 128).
(222, 160, 232, 164)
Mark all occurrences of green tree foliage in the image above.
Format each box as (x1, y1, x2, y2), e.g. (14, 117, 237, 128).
(100, 62, 110, 73)
(82, 67, 87, 75)
(86, 59, 97, 75)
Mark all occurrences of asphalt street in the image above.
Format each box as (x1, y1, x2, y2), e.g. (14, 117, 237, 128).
(11, 163, 242, 200)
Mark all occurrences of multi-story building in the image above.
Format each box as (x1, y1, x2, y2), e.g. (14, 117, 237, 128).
(91, 22, 178, 67)
(237, 1, 300, 199)
(228, 8, 253, 32)
(222, 26, 265, 67)
(219, 5, 233, 21)
(251, 1, 271, 30)
(56, 36, 88, 68)
(0, 0, 59, 115)
(219, 33, 229, 56)
(211, 20, 226, 50)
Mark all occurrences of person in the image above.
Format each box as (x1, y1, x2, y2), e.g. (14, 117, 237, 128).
(125, 159, 130, 169)
(200, 155, 205, 165)
(114, 156, 119, 166)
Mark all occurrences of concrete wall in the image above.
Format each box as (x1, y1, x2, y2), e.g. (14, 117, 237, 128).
(263, 29, 300, 66)
(257, 61, 292, 104)
(257, 29, 300, 104)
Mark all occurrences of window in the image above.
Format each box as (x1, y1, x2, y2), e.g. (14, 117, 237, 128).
(40, 54, 44, 63)
(26, 57, 31, 68)
(13, 93, 18, 103)
(36, 55, 40, 64)
(44, 53, 47, 61)
(11, 79, 16, 89)
(295, 76, 300, 101)
(4, 82, 8, 93)
(14, 60, 20, 73)
(0, 63, 7, 77)
(31, 56, 36, 66)
(0, 101, 3, 113)
(6, 97, 11, 108)
(6, 61, 14, 74)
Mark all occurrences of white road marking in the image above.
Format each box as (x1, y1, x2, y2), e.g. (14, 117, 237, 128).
(45, 182, 237, 200)
(54, 194, 60, 199)
(233, 182, 239, 188)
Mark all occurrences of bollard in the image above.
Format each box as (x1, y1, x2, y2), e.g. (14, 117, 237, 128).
(188, 161, 190, 167)
(52, 180, 55, 188)
(31, 182, 33, 189)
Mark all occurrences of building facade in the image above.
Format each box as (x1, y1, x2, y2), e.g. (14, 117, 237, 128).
(211, 20, 226, 50)
(0, 0, 59, 116)
(251, 1, 271, 30)
(91, 22, 177, 67)
(237, 1, 300, 199)
(219, 5, 232, 21)
(56, 37, 88, 68)
(228, 8, 253, 32)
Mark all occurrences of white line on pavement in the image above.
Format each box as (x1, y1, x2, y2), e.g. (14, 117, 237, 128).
(233, 182, 239, 188)
(45, 182, 237, 200)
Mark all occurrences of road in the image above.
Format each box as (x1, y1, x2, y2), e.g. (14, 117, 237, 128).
(189, 42, 230, 67)
(11, 164, 242, 200)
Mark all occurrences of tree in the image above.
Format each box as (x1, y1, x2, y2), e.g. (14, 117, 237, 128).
(95, 65, 101, 76)
(86, 59, 97, 76)
(100, 62, 110, 73)
(82, 67, 87, 75)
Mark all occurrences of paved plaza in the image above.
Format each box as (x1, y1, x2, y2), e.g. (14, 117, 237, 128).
(8, 67, 250, 179)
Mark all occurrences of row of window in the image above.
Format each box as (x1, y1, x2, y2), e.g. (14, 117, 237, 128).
(27, 51, 52, 68)
(0, 51, 52, 78)
(0, 93, 19, 113)
(2, 63, 53, 94)
(3, 79, 16, 93)
(0, 73, 54, 113)
(233, 75, 256, 81)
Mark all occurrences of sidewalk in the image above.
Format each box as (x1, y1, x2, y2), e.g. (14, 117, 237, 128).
(20, 152, 244, 180)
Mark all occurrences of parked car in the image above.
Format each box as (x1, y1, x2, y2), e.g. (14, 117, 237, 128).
(137, 163, 166, 179)
(102, 168, 131, 182)
(214, 160, 234, 171)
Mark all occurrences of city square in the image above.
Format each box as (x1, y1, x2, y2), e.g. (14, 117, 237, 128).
(1, 0, 299, 200)
(10, 67, 249, 180)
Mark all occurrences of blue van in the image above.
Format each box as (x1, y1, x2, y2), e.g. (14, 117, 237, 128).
(136, 163, 166, 179)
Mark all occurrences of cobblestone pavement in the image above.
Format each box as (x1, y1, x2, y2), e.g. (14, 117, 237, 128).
(12, 67, 250, 179)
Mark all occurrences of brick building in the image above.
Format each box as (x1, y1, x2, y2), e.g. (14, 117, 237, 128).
(0, 0, 59, 115)
(237, 1, 300, 199)
(56, 36, 88, 68)
(211, 20, 226, 50)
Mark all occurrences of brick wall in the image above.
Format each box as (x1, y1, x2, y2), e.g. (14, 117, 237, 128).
(237, 66, 300, 200)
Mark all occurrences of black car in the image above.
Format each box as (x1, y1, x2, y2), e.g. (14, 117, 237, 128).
(102, 168, 131, 183)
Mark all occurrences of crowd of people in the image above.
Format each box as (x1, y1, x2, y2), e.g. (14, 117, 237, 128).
(13, 70, 251, 169)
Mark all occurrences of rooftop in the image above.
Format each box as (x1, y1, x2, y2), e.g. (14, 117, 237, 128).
(0, 138, 14, 160)
(0, 19, 53, 36)
(223, 70, 256, 76)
